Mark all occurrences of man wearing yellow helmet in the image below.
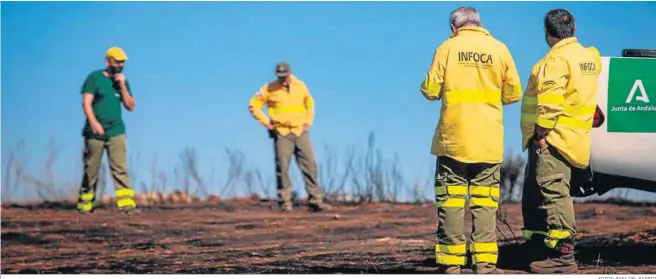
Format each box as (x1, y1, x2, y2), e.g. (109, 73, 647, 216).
(77, 46, 138, 214)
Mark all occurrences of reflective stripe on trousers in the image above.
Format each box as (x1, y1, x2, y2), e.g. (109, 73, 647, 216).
(435, 185, 468, 265)
(77, 191, 95, 212)
(435, 185, 499, 208)
(435, 243, 467, 265)
(468, 185, 499, 264)
(435, 185, 500, 265)
(471, 242, 498, 264)
(116, 189, 136, 209)
(434, 242, 499, 265)
(522, 228, 572, 248)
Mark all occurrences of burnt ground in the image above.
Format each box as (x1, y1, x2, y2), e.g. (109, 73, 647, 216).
(1, 200, 656, 274)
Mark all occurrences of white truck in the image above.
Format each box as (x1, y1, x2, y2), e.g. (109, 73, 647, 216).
(572, 49, 656, 198)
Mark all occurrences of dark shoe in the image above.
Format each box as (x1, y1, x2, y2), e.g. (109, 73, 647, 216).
(435, 265, 460, 274)
(119, 206, 141, 215)
(529, 239, 578, 274)
(473, 263, 504, 274)
(280, 204, 293, 212)
(308, 203, 332, 212)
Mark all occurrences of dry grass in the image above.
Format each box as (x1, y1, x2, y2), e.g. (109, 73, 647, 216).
(0, 132, 649, 209)
(1, 133, 528, 206)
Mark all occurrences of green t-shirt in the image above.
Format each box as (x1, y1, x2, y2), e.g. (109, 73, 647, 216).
(81, 70, 132, 139)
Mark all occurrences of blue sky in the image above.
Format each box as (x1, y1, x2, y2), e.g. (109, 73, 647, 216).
(2, 1, 656, 201)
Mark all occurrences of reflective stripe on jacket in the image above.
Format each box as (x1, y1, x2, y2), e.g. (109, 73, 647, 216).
(420, 27, 523, 163)
(248, 75, 315, 136)
(520, 38, 601, 168)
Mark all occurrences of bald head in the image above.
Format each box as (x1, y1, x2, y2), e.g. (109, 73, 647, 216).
(450, 7, 482, 30)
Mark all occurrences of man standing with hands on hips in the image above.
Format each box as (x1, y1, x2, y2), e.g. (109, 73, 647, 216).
(248, 62, 331, 213)
(519, 9, 600, 273)
(77, 47, 138, 214)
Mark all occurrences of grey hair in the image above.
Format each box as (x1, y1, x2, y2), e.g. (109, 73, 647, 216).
(450, 7, 482, 29)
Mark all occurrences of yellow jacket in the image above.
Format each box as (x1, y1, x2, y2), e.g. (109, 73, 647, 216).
(520, 38, 601, 168)
(420, 27, 523, 163)
(248, 75, 315, 136)
(588, 46, 603, 73)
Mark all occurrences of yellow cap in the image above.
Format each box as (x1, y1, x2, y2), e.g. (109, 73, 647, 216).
(106, 47, 128, 61)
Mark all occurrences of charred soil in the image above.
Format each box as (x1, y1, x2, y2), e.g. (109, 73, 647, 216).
(2, 201, 655, 274)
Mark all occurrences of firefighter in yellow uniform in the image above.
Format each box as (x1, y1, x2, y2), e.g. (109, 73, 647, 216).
(520, 9, 601, 274)
(248, 62, 331, 213)
(420, 7, 522, 274)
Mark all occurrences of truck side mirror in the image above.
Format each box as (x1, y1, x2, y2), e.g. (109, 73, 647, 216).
(622, 49, 656, 58)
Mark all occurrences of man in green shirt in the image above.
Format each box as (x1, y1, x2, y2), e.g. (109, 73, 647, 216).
(77, 47, 138, 214)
